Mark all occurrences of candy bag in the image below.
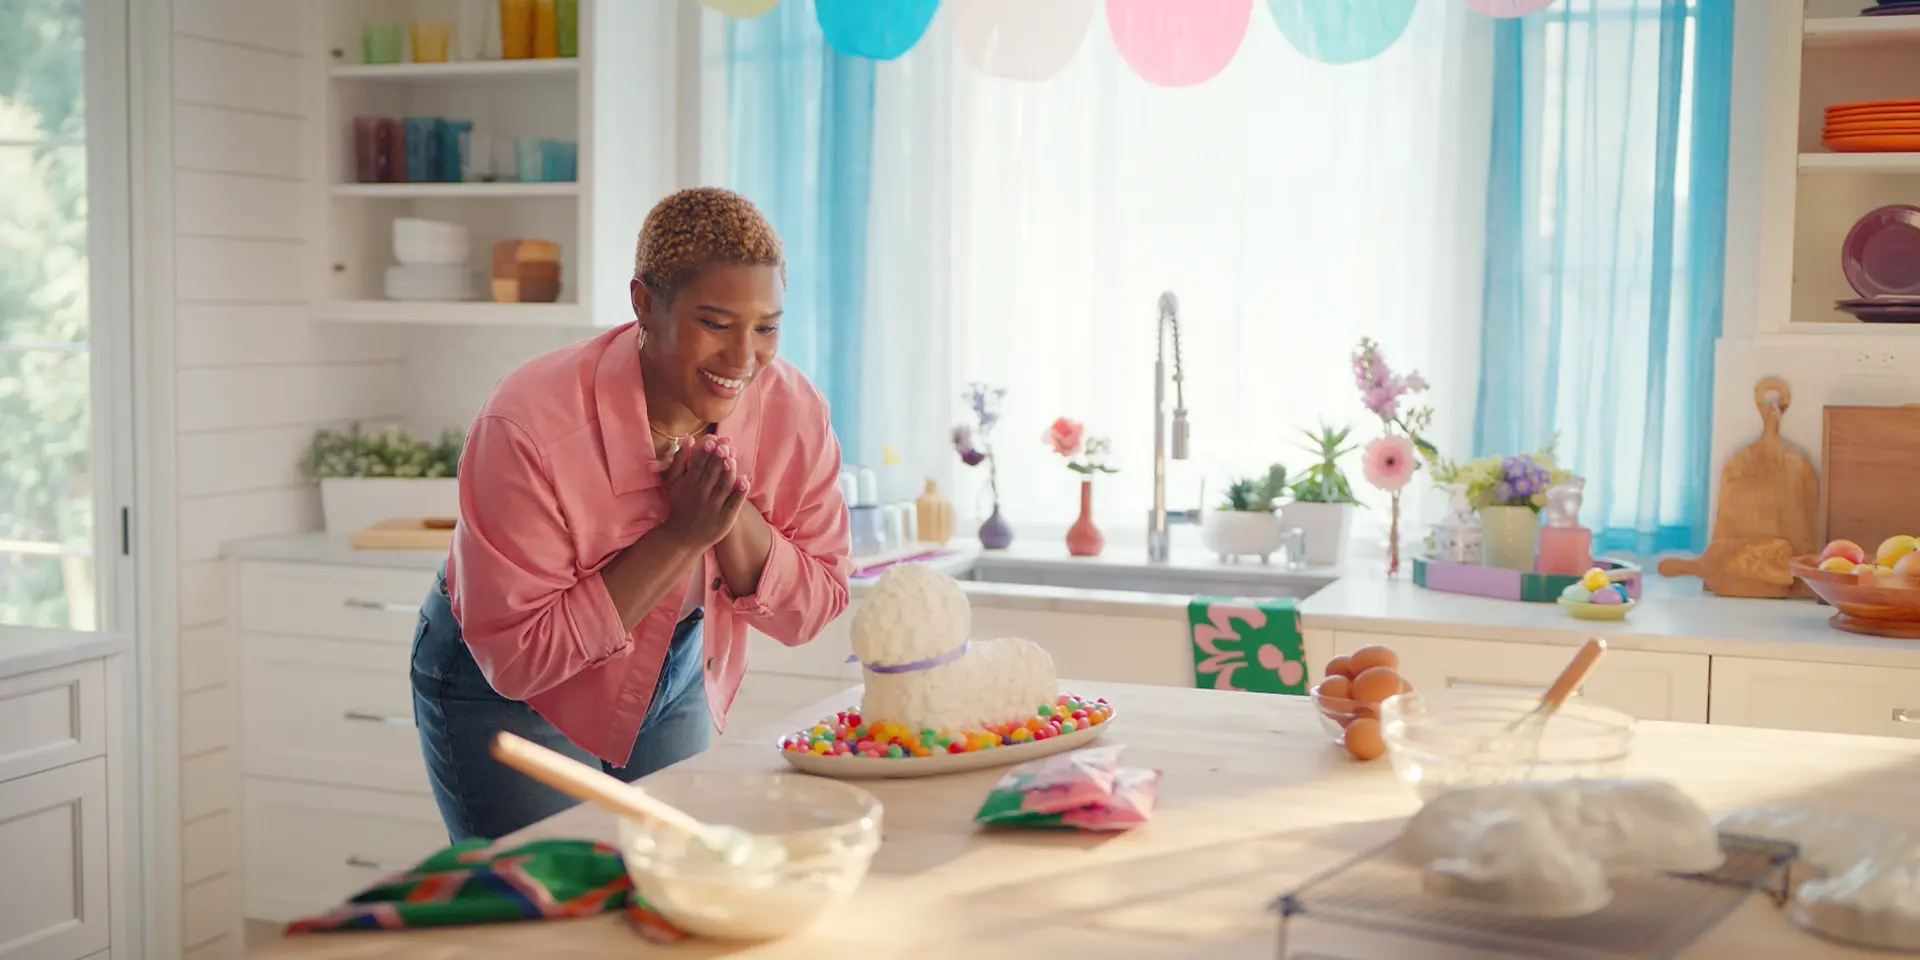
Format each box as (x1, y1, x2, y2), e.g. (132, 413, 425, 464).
(978, 745, 1123, 817)
(974, 746, 1161, 832)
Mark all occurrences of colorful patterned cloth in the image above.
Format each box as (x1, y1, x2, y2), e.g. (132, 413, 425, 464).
(1188, 596, 1307, 695)
(283, 838, 687, 943)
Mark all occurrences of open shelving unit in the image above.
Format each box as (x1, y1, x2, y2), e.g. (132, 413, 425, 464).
(304, 0, 673, 328)
(1753, 1, 1920, 336)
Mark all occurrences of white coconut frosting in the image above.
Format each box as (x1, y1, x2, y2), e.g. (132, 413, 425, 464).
(849, 565, 1057, 732)
(1403, 780, 1723, 917)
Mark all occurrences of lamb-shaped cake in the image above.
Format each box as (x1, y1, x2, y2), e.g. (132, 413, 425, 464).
(851, 564, 1057, 732)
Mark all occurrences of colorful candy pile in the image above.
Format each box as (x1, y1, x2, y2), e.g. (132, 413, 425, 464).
(780, 694, 1112, 759)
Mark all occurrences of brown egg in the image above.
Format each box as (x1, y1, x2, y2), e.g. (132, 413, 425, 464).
(1325, 655, 1356, 679)
(1349, 644, 1400, 674)
(1350, 666, 1404, 705)
(1317, 675, 1352, 701)
(1344, 717, 1386, 761)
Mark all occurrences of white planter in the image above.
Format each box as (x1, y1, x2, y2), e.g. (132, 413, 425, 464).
(1280, 501, 1354, 567)
(1201, 509, 1285, 563)
(319, 477, 460, 533)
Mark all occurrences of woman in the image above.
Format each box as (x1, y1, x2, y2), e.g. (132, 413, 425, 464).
(411, 188, 853, 841)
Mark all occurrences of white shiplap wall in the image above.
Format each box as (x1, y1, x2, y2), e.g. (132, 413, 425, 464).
(167, 2, 406, 957)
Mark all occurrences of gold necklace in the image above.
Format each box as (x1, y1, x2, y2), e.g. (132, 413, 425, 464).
(648, 420, 705, 459)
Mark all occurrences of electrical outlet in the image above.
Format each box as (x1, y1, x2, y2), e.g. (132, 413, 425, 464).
(1850, 348, 1902, 370)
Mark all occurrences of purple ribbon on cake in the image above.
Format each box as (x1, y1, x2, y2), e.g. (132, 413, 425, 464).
(845, 637, 971, 674)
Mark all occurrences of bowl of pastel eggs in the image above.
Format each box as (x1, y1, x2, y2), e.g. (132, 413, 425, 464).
(1557, 567, 1635, 621)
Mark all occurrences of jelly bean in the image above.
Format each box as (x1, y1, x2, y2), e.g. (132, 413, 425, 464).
(834, 741, 853, 754)
(810, 740, 831, 754)
(946, 742, 966, 754)
(811, 725, 830, 736)
(1038, 704, 1054, 717)
(886, 744, 905, 758)
(911, 746, 931, 757)
(1060, 720, 1077, 733)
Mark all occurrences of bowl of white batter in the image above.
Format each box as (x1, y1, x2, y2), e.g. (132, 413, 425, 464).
(615, 772, 883, 940)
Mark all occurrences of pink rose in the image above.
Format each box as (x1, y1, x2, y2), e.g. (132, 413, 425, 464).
(1361, 435, 1418, 492)
(1044, 417, 1085, 458)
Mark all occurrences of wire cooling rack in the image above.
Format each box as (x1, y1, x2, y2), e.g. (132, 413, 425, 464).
(1271, 831, 1797, 960)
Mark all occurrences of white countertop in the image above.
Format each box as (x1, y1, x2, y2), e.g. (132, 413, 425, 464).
(1300, 569, 1920, 668)
(0, 629, 128, 680)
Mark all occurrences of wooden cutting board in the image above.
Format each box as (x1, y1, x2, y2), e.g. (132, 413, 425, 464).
(1710, 377, 1820, 554)
(1656, 537, 1797, 598)
(350, 517, 456, 551)
(1661, 377, 1819, 597)
(1823, 404, 1920, 551)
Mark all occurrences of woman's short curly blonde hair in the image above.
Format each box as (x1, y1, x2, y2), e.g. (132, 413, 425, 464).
(633, 187, 785, 301)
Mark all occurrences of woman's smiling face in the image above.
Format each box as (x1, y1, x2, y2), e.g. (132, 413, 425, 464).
(632, 263, 783, 426)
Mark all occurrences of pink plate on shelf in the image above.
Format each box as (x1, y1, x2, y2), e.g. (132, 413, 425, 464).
(1843, 205, 1920, 298)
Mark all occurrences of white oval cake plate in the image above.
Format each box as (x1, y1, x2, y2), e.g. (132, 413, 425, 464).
(777, 712, 1117, 780)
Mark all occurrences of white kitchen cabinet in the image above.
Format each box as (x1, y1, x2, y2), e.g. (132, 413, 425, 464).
(241, 635, 426, 795)
(243, 780, 448, 924)
(0, 757, 109, 960)
(0, 660, 105, 786)
(1331, 631, 1711, 723)
(1710, 656, 1920, 738)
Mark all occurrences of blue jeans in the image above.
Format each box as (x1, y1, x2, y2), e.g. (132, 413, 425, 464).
(410, 563, 710, 842)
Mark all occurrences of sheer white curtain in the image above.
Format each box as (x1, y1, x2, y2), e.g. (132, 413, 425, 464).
(869, 4, 1495, 550)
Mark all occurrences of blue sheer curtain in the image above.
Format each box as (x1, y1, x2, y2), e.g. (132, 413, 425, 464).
(721, 2, 876, 450)
(1471, 0, 1733, 553)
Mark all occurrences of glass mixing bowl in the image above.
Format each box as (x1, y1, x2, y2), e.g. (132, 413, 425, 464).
(1380, 690, 1635, 801)
(616, 772, 882, 940)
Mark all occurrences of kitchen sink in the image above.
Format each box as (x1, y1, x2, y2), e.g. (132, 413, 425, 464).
(960, 552, 1332, 600)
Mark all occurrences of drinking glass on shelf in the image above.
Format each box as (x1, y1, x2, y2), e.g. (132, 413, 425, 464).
(362, 22, 402, 64)
(499, 0, 534, 58)
(1279, 527, 1307, 570)
(410, 21, 452, 63)
(516, 137, 545, 182)
(532, 0, 558, 58)
(352, 116, 384, 183)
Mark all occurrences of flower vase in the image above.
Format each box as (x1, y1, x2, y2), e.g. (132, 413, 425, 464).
(1386, 492, 1402, 577)
(978, 504, 1014, 549)
(1065, 480, 1103, 557)
(1479, 504, 1540, 571)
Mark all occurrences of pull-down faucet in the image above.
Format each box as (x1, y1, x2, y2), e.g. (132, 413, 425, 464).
(1148, 291, 1196, 563)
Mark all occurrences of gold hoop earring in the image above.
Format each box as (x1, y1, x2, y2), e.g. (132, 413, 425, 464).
(636, 327, 647, 353)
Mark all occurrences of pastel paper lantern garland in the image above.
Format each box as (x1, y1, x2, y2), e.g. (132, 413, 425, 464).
(949, 0, 1096, 82)
(1105, 0, 1254, 88)
(814, 0, 941, 61)
(1266, 0, 1417, 66)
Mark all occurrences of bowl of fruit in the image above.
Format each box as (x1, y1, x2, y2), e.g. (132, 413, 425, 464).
(1309, 644, 1412, 762)
(1793, 536, 1920, 637)
(1556, 566, 1636, 621)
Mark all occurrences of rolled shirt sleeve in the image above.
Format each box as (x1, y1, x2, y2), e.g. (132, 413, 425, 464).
(721, 414, 853, 646)
(448, 414, 631, 701)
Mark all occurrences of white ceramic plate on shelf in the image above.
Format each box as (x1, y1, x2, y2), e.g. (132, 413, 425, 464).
(777, 711, 1117, 780)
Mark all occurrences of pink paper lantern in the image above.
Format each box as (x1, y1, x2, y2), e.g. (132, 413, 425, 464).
(1105, 0, 1254, 88)
(950, 0, 1096, 82)
(1465, 0, 1556, 16)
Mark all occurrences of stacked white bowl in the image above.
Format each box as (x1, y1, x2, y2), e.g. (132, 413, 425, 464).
(385, 218, 478, 301)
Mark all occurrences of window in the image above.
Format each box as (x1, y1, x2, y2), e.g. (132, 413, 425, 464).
(0, 0, 132, 633)
(858, 3, 1494, 542)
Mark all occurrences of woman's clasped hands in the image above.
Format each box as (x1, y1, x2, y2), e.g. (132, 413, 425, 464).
(661, 435, 749, 549)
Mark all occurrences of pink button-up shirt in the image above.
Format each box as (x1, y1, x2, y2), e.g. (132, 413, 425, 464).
(446, 323, 852, 764)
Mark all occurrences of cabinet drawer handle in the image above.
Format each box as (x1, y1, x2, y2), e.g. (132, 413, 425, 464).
(345, 856, 404, 871)
(342, 598, 416, 614)
(1894, 709, 1920, 724)
(343, 710, 415, 727)
(1445, 678, 1582, 698)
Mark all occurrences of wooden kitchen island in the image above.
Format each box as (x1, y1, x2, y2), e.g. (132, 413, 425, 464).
(253, 682, 1920, 959)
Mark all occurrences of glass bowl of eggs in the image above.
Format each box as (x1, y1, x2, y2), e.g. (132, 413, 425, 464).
(1309, 644, 1411, 762)
(1557, 566, 1636, 621)
(616, 772, 882, 940)
(1379, 689, 1635, 801)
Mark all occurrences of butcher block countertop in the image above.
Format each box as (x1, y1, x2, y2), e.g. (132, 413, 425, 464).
(252, 682, 1920, 959)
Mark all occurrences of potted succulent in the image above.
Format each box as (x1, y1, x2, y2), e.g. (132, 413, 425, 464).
(300, 423, 464, 533)
(1282, 422, 1360, 567)
(1202, 463, 1289, 563)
